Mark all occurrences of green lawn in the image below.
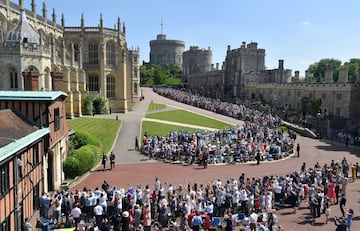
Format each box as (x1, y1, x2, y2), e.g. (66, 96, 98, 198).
(142, 121, 202, 137)
(145, 109, 230, 129)
(147, 102, 167, 111)
(67, 117, 121, 154)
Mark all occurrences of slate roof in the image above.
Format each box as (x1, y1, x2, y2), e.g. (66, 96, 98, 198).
(5, 10, 40, 44)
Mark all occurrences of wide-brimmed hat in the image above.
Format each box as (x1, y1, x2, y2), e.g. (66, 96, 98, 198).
(122, 211, 129, 218)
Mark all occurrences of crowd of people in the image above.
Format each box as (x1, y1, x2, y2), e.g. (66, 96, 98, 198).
(37, 156, 357, 231)
(141, 87, 296, 166)
(153, 87, 277, 124)
(33, 87, 358, 231)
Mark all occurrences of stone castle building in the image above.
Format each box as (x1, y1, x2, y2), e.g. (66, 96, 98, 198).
(0, 0, 141, 118)
(183, 46, 213, 83)
(183, 41, 360, 131)
(223, 42, 266, 98)
(150, 33, 185, 68)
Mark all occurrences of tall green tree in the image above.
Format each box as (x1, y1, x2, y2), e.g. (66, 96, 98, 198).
(344, 58, 360, 82)
(307, 58, 342, 83)
(140, 64, 182, 86)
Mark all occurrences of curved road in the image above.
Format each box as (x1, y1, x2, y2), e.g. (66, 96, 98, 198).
(72, 87, 360, 231)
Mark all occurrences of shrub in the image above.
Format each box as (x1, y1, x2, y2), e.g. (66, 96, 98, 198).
(63, 144, 101, 178)
(72, 145, 100, 173)
(70, 131, 100, 150)
(84, 93, 108, 115)
(63, 156, 80, 179)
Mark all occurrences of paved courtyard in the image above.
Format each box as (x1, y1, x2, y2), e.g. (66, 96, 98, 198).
(71, 87, 360, 231)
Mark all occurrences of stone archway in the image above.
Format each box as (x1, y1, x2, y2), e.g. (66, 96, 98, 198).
(93, 98, 101, 114)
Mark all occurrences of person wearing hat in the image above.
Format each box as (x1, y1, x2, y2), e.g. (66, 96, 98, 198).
(122, 211, 130, 231)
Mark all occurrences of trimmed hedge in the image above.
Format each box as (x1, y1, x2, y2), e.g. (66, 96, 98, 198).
(70, 131, 100, 150)
(64, 132, 101, 179)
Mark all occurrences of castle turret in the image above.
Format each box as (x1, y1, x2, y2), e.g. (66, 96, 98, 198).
(338, 65, 348, 83)
(305, 70, 310, 83)
(278, 60, 284, 70)
(294, 71, 300, 82)
(324, 68, 334, 83)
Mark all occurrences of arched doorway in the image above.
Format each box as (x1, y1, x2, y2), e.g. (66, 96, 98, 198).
(93, 99, 101, 114)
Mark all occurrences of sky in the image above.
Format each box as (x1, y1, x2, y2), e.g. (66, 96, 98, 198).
(24, 0, 360, 76)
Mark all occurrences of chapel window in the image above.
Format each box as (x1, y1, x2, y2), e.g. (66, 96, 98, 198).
(106, 76, 115, 98)
(88, 41, 98, 64)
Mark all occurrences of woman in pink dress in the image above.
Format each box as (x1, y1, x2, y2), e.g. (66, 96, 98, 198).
(142, 202, 152, 231)
(326, 180, 336, 204)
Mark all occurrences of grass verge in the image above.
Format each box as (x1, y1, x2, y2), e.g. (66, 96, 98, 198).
(147, 102, 167, 111)
(146, 109, 230, 129)
(142, 121, 204, 137)
(67, 117, 121, 154)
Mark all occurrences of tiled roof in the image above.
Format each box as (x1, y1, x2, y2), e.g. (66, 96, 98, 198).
(0, 109, 49, 161)
(0, 91, 67, 101)
(0, 109, 38, 147)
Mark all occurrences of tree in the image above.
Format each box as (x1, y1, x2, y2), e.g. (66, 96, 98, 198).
(140, 64, 182, 86)
(153, 65, 166, 85)
(307, 58, 342, 83)
(344, 58, 360, 82)
(300, 97, 321, 117)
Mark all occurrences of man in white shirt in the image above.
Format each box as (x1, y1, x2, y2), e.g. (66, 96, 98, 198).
(249, 209, 258, 231)
(240, 188, 248, 214)
(205, 201, 214, 219)
(70, 204, 82, 228)
(93, 199, 104, 227)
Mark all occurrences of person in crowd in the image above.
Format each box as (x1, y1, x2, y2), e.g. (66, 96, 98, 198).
(52, 194, 62, 226)
(340, 194, 347, 217)
(39, 192, 52, 218)
(191, 211, 202, 231)
(296, 143, 300, 157)
(334, 216, 347, 231)
(102, 153, 107, 170)
(62, 156, 356, 230)
(93, 199, 104, 227)
(24, 217, 32, 231)
(345, 208, 354, 231)
(223, 213, 233, 231)
(135, 136, 140, 150)
(122, 211, 131, 231)
(249, 209, 258, 231)
(70, 203, 82, 229)
(110, 151, 116, 169)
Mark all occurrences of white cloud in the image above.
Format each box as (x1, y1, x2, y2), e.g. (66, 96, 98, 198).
(300, 21, 312, 26)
